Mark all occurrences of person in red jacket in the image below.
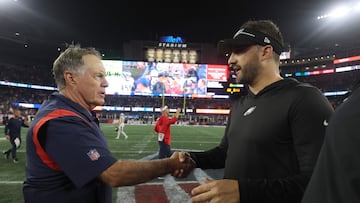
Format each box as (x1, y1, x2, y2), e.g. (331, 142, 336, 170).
(154, 106, 181, 159)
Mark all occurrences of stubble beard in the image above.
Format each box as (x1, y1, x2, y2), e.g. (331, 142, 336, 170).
(235, 60, 261, 86)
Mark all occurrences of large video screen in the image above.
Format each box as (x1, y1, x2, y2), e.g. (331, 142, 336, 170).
(103, 60, 228, 97)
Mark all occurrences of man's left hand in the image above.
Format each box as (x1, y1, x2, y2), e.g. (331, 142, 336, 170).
(191, 178, 240, 203)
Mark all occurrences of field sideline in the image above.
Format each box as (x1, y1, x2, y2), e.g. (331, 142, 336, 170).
(0, 124, 225, 203)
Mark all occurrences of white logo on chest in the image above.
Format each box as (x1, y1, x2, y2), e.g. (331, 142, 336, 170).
(323, 120, 328, 126)
(243, 106, 256, 116)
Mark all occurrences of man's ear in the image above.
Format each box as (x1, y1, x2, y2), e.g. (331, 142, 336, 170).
(264, 45, 273, 57)
(64, 71, 76, 85)
(260, 45, 274, 61)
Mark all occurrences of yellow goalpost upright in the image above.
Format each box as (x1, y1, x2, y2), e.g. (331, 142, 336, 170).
(161, 94, 186, 116)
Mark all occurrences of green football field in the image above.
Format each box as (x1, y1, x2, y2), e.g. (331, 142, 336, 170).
(0, 124, 225, 203)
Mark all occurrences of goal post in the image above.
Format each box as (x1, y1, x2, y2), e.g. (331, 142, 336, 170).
(161, 94, 186, 116)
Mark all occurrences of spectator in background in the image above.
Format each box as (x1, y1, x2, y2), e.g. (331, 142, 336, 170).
(154, 106, 181, 159)
(23, 45, 193, 203)
(175, 19, 334, 203)
(302, 80, 360, 203)
(3, 109, 28, 163)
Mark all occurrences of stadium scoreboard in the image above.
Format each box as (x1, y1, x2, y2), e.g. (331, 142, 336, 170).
(226, 83, 243, 94)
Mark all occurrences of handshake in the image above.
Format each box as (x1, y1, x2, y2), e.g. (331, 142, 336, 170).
(168, 151, 196, 178)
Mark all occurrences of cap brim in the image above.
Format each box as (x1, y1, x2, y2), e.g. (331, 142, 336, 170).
(217, 39, 256, 55)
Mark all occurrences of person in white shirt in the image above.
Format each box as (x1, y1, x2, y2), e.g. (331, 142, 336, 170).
(116, 113, 128, 139)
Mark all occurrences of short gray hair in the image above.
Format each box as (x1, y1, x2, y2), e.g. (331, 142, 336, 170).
(53, 45, 101, 90)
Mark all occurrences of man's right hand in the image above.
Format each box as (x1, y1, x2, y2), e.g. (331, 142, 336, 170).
(170, 151, 196, 178)
(174, 108, 181, 118)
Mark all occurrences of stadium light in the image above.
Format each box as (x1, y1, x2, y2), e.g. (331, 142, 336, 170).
(316, 1, 360, 20)
(317, 5, 351, 20)
(0, 0, 18, 6)
(355, 2, 360, 11)
(329, 6, 351, 18)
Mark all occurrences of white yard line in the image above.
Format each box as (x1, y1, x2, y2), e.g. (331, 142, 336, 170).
(129, 133, 156, 154)
(193, 168, 213, 184)
(115, 149, 214, 203)
(116, 186, 136, 203)
(163, 175, 191, 203)
(0, 181, 23, 184)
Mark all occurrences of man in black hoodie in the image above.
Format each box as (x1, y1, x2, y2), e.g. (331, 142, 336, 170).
(176, 20, 334, 203)
(302, 80, 360, 203)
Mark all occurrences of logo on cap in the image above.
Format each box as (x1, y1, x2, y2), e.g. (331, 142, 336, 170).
(264, 37, 271, 44)
(233, 28, 255, 38)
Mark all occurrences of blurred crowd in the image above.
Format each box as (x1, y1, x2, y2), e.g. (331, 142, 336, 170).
(1, 62, 359, 125)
